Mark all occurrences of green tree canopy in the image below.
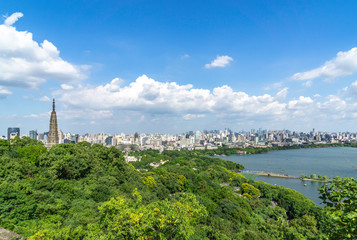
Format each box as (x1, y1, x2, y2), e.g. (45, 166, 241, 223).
(319, 177, 357, 239)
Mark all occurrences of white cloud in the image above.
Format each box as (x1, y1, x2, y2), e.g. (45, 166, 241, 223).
(24, 111, 50, 118)
(57, 75, 289, 119)
(275, 87, 288, 101)
(39, 96, 50, 102)
(347, 80, 357, 96)
(61, 84, 74, 90)
(292, 47, 357, 81)
(287, 96, 313, 110)
(183, 114, 206, 120)
(4, 12, 23, 26)
(0, 86, 12, 98)
(53, 75, 357, 129)
(211, 85, 287, 116)
(0, 13, 86, 89)
(205, 55, 233, 69)
(58, 75, 213, 113)
(317, 95, 347, 113)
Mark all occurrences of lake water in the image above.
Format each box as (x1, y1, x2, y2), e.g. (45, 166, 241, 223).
(218, 147, 357, 205)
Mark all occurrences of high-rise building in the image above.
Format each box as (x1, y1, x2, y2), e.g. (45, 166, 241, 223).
(105, 136, 113, 145)
(58, 129, 64, 143)
(29, 130, 38, 140)
(7, 127, 20, 140)
(43, 132, 49, 143)
(47, 98, 59, 149)
(194, 130, 202, 142)
(37, 133, 44, 141)
(70, 134, 78, 143)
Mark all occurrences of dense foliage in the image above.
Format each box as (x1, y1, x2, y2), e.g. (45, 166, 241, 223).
(319, 177, 357, 239)
(0, 137, 353, 239)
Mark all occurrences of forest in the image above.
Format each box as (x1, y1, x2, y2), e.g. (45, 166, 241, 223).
(0, 137, 356, 239)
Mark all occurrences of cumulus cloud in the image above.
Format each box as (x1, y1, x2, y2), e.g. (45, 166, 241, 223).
(57, 75, 291, 118)
(287, 96, 313, 110)
(211, 85, 287, 116)
(292, 47, 357, 81)
(53, 75, 357, 127)
(0, 12, 86, 89)
(317, 95, 347, 114)
(58, 75, 213, 113)
(205, 55, 233, 69)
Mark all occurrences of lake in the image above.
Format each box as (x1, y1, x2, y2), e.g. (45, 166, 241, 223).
(218, 147, 357, 205)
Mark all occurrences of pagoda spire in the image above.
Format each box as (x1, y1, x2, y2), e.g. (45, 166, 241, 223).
(47, 98, 59, 149)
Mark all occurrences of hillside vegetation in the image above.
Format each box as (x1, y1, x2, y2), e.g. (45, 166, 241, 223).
(0, 137, 355, 239)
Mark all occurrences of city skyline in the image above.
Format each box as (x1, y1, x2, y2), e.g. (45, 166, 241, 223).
(5, 126, 356, 153)
(1, 1, 357, 135)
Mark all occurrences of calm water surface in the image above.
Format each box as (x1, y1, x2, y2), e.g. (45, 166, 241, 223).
(218, 147, 357, 205)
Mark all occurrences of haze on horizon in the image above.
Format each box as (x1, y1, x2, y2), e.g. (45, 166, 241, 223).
(1, 0, 357, 135)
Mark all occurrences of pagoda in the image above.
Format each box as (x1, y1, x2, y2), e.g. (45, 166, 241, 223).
(47, 98, 59, 149)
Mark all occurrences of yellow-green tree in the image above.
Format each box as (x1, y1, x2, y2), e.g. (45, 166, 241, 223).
(177, 175, 187, 191)
(241, 183, 261, 199)
(97, 192, 207, 239)
(142, 175, 157, 189)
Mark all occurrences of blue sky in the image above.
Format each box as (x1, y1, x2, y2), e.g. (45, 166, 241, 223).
(1, 0, 357, 135)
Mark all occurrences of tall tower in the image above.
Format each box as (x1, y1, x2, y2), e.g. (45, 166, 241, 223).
(47, 98, 59, 149)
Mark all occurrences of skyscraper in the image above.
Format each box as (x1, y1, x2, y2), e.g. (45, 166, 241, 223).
(47, 98, 59, 149)
(29, 130, 37, 140)
(7, 127, 20, 140)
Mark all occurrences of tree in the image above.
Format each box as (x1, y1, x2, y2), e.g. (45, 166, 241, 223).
(319, 177, 357, 239)
(141, 175, 157, 189)
(241, 183, 260, 199)
(17, 144, 47, 165)
(0, 139, 11, 155)
(97, 192, 207, 239)
(177, 175, 187, 191)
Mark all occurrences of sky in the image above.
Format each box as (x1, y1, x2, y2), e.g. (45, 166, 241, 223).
(1, 0, 357, 135)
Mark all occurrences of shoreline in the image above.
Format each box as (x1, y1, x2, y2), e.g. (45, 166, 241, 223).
(241, 170, 331, 182)
(203, 143, 357, 157)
